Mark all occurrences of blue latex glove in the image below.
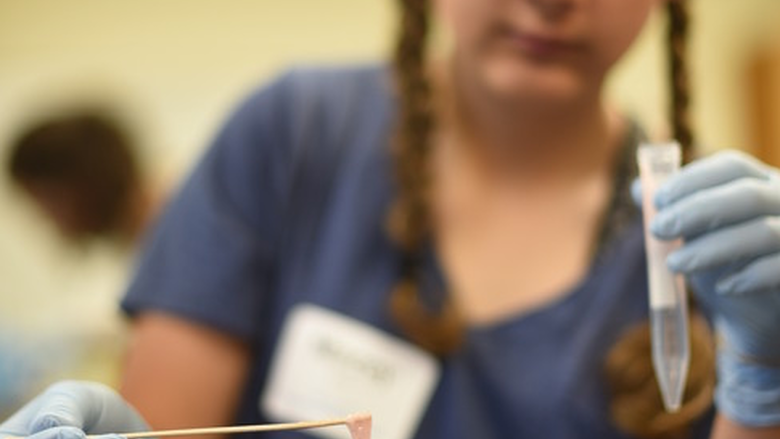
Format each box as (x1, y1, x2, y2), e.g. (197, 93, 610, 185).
(0, 381, 147, 439)
(648, 150, 780, 427)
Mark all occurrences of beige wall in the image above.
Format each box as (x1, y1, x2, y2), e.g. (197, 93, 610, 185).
(0, 0, 395, 177)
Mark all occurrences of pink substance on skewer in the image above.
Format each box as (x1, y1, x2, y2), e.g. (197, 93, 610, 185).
(345, 413, 372, 439)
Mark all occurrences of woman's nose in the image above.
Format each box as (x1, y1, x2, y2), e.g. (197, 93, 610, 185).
(526, 0, 575, 21)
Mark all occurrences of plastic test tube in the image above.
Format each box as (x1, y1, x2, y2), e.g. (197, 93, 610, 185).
(637, 142, 690, 412)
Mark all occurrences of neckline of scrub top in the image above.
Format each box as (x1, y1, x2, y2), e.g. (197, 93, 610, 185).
(419, 217, 641, 338)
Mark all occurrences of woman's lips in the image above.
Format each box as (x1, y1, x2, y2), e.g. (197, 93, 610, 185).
(499, 27, 584, 59)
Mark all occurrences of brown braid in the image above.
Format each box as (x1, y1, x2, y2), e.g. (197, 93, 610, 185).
(388, 0, 464, 355)
(606, 2, 717, 438)
(667, 0, 694, 163)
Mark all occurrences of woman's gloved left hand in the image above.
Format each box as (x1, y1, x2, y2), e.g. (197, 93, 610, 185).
(648, 150, 780, 427)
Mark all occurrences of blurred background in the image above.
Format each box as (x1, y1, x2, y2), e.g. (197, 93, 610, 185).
(0, 0, 779, 417)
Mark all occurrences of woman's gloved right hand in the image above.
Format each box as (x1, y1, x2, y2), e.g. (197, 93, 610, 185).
(0, 381, 148, 439)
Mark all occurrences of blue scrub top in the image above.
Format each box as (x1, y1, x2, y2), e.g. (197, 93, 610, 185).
(122, 65, 711, 439)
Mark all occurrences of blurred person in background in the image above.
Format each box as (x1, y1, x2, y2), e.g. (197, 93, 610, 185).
(7, 111, 158, 246)
(2, 0, 780, 438)
(0, 110, 163, 417)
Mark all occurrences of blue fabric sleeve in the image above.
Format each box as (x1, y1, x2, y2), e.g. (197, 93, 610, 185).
(121, 73, 297, 340)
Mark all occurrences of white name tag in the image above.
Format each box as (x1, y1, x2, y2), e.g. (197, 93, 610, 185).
(261, 304, 440, 439)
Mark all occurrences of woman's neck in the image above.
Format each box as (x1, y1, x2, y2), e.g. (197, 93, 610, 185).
(434, 61, 622, 184)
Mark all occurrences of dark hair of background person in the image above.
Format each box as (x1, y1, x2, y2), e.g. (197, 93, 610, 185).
(386, 1, 715, 438)
(7, 111, 143, 243)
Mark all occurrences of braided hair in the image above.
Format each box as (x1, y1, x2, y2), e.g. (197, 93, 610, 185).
(667, 1, 695, 163)
(388, 0, 464, 355)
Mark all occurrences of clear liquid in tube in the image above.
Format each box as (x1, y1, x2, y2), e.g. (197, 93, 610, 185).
(651, 302, 690, 411)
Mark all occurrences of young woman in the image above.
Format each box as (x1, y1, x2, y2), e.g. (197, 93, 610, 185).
(3, 0, 779, 438)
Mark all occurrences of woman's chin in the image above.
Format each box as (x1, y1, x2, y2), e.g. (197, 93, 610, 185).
(480, 62, 592, 112)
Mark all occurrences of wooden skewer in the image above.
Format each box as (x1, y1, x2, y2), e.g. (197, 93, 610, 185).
(88, 418, 347, 439)
(7, 413, 372, 439)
